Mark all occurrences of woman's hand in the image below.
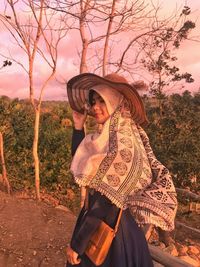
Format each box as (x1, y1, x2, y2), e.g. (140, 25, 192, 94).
(66, 245, 81, 265)
(72, 110, 87, 130)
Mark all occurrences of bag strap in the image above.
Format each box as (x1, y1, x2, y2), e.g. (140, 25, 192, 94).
(114, 208, 123, 233)
(85, 187, 123, 232)
(84, 186, 89, 210)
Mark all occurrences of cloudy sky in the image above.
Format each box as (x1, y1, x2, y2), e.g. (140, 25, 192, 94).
(0, 0, 200, 100)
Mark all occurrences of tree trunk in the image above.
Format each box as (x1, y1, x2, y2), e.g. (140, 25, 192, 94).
(149, 244, 194, 267)
(33, 108, 41, 200)
(80, 39, 89, 73)
(176, 187, 200, 201)
(0, 132, 10, 194)
(176, 221, 200, 235)
(79, 0, 91, 204)
(102, 0, 117, 76)
(79, 0, 89, 74)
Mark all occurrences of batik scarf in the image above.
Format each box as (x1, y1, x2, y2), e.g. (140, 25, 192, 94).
(70, 85, 177, 231)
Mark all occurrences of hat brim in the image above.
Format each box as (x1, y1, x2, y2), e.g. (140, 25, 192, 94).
(67, 73, 148, 126)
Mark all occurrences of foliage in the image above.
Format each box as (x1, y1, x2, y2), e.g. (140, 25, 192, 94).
(145, 90, 200, 192)
(0, 93, 199, 208)
(0, 97, 74, 194)
(0, 60, 12, 70)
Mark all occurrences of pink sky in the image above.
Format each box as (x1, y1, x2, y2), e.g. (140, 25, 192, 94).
(0, 0, 200, 100)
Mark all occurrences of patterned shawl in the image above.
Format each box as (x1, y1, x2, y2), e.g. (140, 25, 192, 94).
(70, 86, 177, 231)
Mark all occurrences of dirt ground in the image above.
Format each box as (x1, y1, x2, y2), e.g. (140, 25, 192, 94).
(0, 190, 200, 267)
(0, 191, 76, 267)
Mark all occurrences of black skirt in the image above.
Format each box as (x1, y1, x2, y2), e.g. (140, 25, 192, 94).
(67, 191, 153, 267)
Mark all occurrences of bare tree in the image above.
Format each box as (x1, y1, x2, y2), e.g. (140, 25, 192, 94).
(48, 0, 155, 76)
(0, 132, 10, 194)
(47, 1, 196, 205)
(138, 6, 195, 118)
(0, 0, 67, 200)
(115, 5, 196, 82)
(0, 61, 12, 194)
(46, 1, 197, 82)
(47, 0, 156, 205)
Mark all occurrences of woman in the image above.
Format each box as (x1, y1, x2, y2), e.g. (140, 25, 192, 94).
(66, 73, 177, 266)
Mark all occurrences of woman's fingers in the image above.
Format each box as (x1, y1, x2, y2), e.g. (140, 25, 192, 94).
(72, 110, 87, 130)
(73, 110, 87, 120)
(66, 245, 81, 265)
(72, 254, 81, 265)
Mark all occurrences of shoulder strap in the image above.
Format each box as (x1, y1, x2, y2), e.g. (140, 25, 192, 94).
(84, 187, 89, 210)
(114, 208, 123, 233)
(85, 187, 123, 232)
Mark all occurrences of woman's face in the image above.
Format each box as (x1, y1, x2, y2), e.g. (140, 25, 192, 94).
(90, 91, 110, 124)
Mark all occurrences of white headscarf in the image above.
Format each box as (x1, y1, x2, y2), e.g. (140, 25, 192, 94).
(90, 85, 123, 115)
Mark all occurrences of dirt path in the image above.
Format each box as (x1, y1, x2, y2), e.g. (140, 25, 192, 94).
(0, 191, 76, 267)
(0, 190, 200, 267)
